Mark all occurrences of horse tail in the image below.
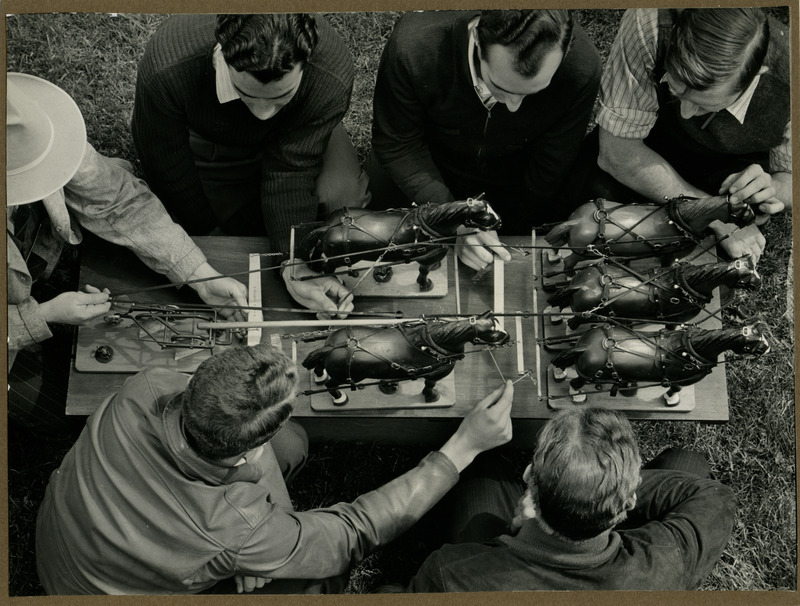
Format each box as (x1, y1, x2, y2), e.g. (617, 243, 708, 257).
(301, 346, 334, 370)
(544, 220, 579, 248)
(551, 347, 581, 370)
(548, 285, 580, 308)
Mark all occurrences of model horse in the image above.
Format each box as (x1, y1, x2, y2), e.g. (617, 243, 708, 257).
(544, 257, 761, 329)
(545, 196, 755, 273)
(301, 311, 509, 406)
(550, 320, 770, 405)
(297, 199, 501, 291)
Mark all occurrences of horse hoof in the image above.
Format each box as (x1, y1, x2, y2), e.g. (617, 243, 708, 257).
(553, 367, 567, 382)
(424, 390, 440, 403)
(664, 393, 680, 407)
(379, 381, 398, 395)
(418, 278, 433, 292)
(544, 306, 562, 325)
(569, 387, 586, 403)
(619, 384, 638, 397)
(313, 370, 329, 384)
(546, 250, 562, 265)
(332, 393, 349, 406)
(373, 266, 393, 283)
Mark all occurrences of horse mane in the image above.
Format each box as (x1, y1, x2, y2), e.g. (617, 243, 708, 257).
(416, 201, 483, 238)
(667, 197, 728, 235)
(676, 262, 732, 299)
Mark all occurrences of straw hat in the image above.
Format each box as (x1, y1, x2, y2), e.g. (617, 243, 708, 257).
(6, 72, 87, 206)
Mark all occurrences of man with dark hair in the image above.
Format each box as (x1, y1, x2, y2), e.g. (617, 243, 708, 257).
(585, 8, 792, 264)
(369, 9, 601, 271)
(133, 13, 370, 317)
(406, 407, 735, 592)
(36, 344, 515, 595)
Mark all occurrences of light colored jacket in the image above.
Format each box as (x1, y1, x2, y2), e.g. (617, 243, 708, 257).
(7, 143, 207, 366)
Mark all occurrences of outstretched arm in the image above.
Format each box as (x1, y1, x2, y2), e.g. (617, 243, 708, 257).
(234, 382, 514, 583)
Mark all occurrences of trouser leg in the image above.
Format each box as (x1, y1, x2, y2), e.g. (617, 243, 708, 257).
(363, 149, 411, 210)
(315, 123, 372, 214)
(268, 420, 309, 484)
(439, 449, 524, 544)
(643, 447, 712, 478)
(7, 331, 84, 435)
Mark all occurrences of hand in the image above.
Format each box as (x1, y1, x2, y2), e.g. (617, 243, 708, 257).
(710, 222, 765, 265)
(439, 380, 514, 472)
(189, 263, 249, 323)
(234, 574, 271, 593)
(38, 284, 111, 325)
(719, 164, 784, 219)
(455, 227, 511, 271)
(282, 260, 354, 320)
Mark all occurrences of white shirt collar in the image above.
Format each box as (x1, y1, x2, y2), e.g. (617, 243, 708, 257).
(467, 17, 497, 110)
(213, 43, 240, 104)
(660, 70, 765, 125)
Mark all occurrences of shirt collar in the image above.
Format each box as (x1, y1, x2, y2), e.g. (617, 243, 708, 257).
(213, 43, 240, 104)
(660, 70, 765, 125)
(467, 17, 497, 110)
(162, 393, 264, 485)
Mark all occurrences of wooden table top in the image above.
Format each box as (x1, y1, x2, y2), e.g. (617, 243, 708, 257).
(67, 234, 728, 443)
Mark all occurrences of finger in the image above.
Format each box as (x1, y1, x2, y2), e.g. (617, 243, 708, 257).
(467, 237, 495, 267)
(80, 292, 111, 304)
(255, 577, 267, 589)
(458, 247, 484, 270)
(725, 164, 763, 196)
(758, 200, 784, 216)
(230, 281, 249, 308)
(235, 577, 243, 593)
(731, 176, 773, 205)
(477, 231, 512, 261)
(718, 172, 740, 194)
(83, 284, 101, 294)
(244, 576, 256, 593)
(475, 383, 507, 409)
(322, 277, 351, 300)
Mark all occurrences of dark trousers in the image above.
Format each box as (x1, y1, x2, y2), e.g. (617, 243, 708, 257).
(190, 123, 371, 237)
(443, 446, 711, 545)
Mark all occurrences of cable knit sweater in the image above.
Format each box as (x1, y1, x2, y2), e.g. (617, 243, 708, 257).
(132, 14, 354, 251)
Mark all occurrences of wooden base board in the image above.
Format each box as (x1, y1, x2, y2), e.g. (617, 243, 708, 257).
(546, 366, 696, 412)
(308, 372, 456, 411)
(74, 316, 243, 373)
(336, 257, 449, 298)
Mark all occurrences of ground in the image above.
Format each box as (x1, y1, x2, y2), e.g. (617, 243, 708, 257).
(6, 8, 796, 596)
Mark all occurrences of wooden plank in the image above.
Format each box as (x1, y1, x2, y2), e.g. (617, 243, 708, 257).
(247, 253, 263, 346)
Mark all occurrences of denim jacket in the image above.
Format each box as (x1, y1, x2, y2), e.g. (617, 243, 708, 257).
(7, 143, 207, 366)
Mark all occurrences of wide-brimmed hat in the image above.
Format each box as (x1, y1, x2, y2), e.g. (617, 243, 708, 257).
(6, 72, 87, 206)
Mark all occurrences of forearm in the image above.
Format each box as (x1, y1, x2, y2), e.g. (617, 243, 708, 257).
(65, 144, 207, 284)
(598, 130, 709, 202)
(772, 172, 793, 210)
(239, 451, 459, 580)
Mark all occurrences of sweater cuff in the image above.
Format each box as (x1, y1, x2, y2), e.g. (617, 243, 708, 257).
(164, 245, 208, 285)
(10, 297, 53, 351)
(424, 450, 460, 483)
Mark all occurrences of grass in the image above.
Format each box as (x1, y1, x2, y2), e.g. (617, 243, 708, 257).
(5, 8, 796, 596)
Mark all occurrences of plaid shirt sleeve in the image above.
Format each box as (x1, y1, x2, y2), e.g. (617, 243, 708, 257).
(596, 9, 661, 139)
(770, 120, 792, 173)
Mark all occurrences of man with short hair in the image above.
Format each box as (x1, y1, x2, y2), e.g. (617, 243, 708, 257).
(36, 344, 514, 594)
(369, 9, 601, 271)
(588, 8, 792, 263)
(133, 13, 370, 317)
(406, 407, 735, 591)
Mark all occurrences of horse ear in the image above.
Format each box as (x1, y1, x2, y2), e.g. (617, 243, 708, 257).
(479, 310, 492, 319)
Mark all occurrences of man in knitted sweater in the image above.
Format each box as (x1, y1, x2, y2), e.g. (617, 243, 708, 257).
(369, 10, 601, 271)
(406, 407, 735, 591)
(585, 8, 792, 265)
(133, 14, 369, 317)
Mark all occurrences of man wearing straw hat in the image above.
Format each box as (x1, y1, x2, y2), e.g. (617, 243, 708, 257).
(6, 72, 248, 432)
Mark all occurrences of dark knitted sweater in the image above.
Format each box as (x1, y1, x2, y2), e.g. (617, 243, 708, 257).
(407, 469, 736, 592)
(372, 11, 601, 227)
(132, 14, 354, 250)
(645, 10, 791, 190)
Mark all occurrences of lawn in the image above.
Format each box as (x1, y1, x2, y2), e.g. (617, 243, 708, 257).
(5, 8, 796, 596)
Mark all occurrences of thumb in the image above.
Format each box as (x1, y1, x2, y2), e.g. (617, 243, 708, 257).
(475, 383, 506, 409)
(81, 291, 111, 305)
